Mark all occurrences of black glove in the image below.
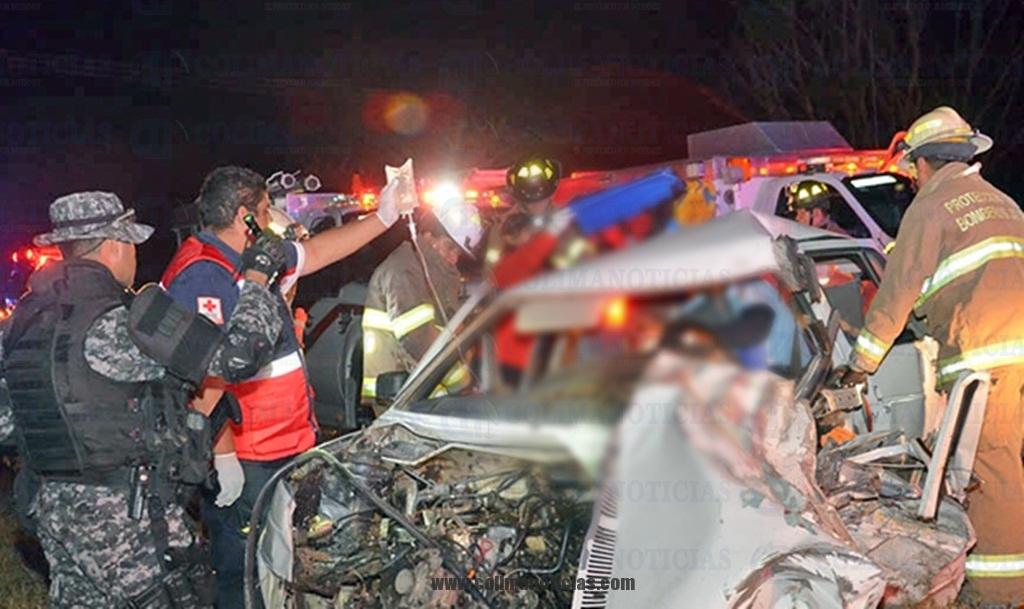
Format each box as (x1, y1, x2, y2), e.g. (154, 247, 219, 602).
(240, 234, 287, 281)
(828, 365, 868, 388)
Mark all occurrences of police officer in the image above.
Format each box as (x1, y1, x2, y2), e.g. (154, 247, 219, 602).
(0, 191, 287, 608)
(362, 201, 482, 411)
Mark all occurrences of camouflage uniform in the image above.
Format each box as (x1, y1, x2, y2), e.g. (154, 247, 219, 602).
(23, 280, 281, 608)
(1, 191, 283, 608)
(33, 482, 195, 606)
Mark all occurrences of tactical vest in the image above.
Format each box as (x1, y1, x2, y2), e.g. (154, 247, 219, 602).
(3, 260, 148, 481)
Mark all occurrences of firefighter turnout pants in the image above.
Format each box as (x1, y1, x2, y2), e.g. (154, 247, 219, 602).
(964, 367, 1024, 605)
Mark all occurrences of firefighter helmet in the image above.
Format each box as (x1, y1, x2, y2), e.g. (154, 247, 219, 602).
(900, 106, 992, 162)
(506, 157, 561, 203)
(433, 198, 483, 255)
(788, 181, 832, 211)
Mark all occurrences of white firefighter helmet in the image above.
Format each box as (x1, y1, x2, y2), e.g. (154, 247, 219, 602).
(433, 197, 482, 255)
(901, 106, 992, 160)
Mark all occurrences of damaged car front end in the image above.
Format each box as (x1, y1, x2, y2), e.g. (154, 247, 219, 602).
(249, 212, 986, 609)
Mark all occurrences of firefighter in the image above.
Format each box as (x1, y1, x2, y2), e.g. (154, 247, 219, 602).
(507, 157, 561, 217)
(788, 180, 848, 236)
(834, 106, 1024, 608)
(483, 157, 562, 269)
(361, 199, 482, 411)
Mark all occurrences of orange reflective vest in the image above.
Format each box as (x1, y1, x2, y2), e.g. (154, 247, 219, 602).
(162, 236, 317, 461)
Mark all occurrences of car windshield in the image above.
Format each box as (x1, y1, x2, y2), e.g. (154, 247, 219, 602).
(399, 277, 816, 422)
(843, 173, 916, 237)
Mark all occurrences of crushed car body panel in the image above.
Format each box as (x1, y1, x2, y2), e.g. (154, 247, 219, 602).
(576, 351, 973, 608)
(256, 211, 974, 609)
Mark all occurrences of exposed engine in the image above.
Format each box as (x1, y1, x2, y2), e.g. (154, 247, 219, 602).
(289, 424, 592, 608)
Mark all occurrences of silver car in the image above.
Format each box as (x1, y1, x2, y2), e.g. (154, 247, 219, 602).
(249, 211, 984, 609)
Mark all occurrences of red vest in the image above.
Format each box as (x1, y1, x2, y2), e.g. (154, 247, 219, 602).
(162, 236, 317, 461)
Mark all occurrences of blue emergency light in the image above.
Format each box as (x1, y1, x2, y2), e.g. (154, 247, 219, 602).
(567, 168, 684, 235)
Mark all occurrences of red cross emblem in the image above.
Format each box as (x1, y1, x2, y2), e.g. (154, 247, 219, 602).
(196, 296, 224, 325)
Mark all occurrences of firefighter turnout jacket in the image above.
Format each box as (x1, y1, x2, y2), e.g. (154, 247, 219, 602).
(851, 162, 1024, 383)
(362, 241, 462, 400)
(850, 161, 1024, 601)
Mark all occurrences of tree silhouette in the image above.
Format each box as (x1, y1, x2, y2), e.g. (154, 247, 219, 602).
(725, 0, 1024, 168)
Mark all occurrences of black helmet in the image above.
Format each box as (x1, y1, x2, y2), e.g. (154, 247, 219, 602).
(788, 181, 833, 211)
(506, 157, 561, 203)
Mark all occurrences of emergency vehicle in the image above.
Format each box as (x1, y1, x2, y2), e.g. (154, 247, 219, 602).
(294, 120, 921, 433)
(552, 121, 915, 252)
(416, 122, 915, 254)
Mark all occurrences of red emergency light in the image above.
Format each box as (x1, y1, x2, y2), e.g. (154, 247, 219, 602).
(602, 297, 629, 329)
(11, 245, 62, 271)
(687, 149, 901, 183)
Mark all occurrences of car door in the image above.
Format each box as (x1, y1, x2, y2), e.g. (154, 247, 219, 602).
(800, 241, 942, 438)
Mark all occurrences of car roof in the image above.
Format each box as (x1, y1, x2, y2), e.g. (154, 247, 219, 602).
(509, 210, 850, 299)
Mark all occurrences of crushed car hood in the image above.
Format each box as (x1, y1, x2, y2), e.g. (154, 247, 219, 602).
(372, 408, 613, 478)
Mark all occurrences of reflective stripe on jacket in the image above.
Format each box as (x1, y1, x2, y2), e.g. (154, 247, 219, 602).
(362, 242, 461, 398)
(852, 162, 1024, 383)
(966, 552, 1024, 579)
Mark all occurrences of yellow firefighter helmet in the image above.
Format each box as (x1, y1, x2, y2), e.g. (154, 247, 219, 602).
(902, 106, 992, 159)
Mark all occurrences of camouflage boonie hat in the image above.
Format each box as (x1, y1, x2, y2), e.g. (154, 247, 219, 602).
(34, 191, 154, 246)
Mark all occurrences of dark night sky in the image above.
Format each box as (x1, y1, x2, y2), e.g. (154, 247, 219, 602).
(1, 0, 743, 279)
(3, 1, 1021, 283)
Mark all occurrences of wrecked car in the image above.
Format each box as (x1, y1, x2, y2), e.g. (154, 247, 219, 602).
(247, 211, 986, 608)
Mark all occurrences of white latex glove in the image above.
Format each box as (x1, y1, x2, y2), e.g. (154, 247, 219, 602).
(213, 452, 245, 508)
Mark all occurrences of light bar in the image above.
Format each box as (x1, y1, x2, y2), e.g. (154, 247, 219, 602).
(850, 175, 898, 188)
